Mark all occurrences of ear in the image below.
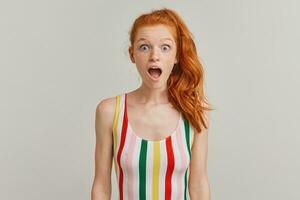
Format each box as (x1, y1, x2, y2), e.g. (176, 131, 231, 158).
(129, 47, 135, 63)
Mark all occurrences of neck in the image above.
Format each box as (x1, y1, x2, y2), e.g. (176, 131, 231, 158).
(134, 83, 170, 106)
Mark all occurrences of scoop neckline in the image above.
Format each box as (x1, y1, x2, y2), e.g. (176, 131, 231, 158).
(124, 92, 181, 143)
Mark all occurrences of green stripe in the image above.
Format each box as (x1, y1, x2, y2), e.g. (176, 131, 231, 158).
(184, 118, 191, 157)
(184, 118, 191, 200)
(139, 139, 148, 200)
(184, 170, 188, 200)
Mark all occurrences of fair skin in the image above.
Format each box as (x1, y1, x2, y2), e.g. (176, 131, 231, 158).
(91, 25, 210, 200)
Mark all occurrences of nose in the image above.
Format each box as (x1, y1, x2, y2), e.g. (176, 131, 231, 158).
(149, 47, 160, 62)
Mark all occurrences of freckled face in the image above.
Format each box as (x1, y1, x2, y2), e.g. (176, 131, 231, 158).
(129, 25, 178, 87)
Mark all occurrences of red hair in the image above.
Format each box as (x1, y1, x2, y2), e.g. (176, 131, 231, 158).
(128, 8, 214, 134)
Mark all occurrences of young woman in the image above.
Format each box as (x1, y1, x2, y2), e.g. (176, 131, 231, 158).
(91, 8, 213, 200)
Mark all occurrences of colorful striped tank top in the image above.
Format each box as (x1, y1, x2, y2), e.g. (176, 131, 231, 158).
(112, 93, 195, 200)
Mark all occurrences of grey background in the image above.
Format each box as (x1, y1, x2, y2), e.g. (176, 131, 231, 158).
(1, 0, 299, 199)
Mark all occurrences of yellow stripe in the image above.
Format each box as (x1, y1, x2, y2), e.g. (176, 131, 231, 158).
(112, 95, 120, 177)
(152, 141, 160, 200)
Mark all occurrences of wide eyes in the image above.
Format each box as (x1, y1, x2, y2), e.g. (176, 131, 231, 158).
(161, 45, 171, 51)
(138, 44, 171, 52)
(139, 44, 150, 51)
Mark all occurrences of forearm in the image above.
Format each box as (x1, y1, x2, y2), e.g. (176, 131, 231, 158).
(189, 177, 211, 200)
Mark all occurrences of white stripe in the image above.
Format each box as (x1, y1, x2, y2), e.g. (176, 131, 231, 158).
(158, 140, 167, 199)
(131, 138, 141, 200)
(187, 122, 193, 200)
(146, 141, 153, 199)
(120, 126, 131, 200)
(171, 129, 181, 199)
(179, 118, 189, 161)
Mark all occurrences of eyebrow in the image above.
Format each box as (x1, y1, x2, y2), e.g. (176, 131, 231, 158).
(136, 37, 174, 43)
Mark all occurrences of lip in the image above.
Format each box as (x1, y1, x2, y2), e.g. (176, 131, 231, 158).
(147, 65, 162, 82)
(148, 65, 162, 70)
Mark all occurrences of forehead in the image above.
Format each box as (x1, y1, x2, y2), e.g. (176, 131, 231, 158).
(135, 25, 176, 43)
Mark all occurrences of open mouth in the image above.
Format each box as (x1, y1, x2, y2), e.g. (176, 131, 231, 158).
(147, 67, 162, 79)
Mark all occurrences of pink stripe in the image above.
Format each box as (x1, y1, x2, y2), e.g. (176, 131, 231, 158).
(125, 131, 137, 200)
(176, 125, 187, 198)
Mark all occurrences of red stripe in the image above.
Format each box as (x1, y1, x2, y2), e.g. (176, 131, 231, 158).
(165, 137, 175, 200)
(116, 95, 128, 200)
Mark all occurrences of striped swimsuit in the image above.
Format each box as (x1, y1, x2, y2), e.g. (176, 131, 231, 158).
(112, 93, 195, 200)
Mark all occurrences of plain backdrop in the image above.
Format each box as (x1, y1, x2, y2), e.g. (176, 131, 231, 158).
(1, 0, 299, 199)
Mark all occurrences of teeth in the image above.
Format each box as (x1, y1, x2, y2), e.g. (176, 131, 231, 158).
(149, 68, 161, 71)
(149, 66, 161, 70)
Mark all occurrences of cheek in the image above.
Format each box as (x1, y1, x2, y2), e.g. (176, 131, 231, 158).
(165, 54, 177, 69)
(134, 51, 147, 61)
(134, 57, 148, 76)
(134, 53, 149, 70)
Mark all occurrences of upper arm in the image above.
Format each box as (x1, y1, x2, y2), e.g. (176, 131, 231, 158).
(92, 97, 116, 189)
(189, 112, 210, 187)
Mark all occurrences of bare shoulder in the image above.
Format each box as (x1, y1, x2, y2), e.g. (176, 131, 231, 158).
(189, 111, 211, 181)
(92, 96, 117, 190)
(95, 96, 117, 135)
(191, 110, 210, 153)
